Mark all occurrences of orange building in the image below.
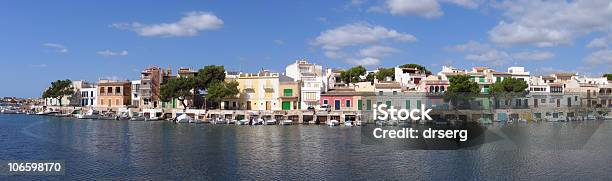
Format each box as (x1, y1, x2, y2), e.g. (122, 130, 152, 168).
(97, 80, 132, 111)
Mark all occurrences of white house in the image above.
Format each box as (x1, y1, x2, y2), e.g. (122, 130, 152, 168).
(285, 59, 328, 109)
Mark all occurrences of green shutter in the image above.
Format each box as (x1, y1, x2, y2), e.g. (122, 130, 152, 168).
(386, 101, 391, 107)
(283, 89, 292, 96)
(406, 100, 410, 109)
(416, 100, 421, 109)
(172, 99, 176, 108)
(479, 77, 485, 82)
(358, 100, 362, 110)
(366, 100, 371, 110)
(282, 101, 291, 110)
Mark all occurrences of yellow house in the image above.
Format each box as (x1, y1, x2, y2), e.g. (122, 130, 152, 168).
(234, 70, 281, 111)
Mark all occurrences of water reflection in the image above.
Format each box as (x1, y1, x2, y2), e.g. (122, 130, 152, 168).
(1, 114, 611, 180)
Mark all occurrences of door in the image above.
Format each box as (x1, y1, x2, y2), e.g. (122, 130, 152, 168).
(266, 101, 271, 110)
(334, 100, 340, 110)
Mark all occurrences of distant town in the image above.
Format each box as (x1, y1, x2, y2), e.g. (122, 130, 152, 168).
(1, 59, 611, 125)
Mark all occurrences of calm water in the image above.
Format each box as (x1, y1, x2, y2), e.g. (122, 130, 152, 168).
(1, 114, 612, 180)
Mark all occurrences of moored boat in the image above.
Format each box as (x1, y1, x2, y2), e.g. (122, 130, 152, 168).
(326, 119, 339, 126)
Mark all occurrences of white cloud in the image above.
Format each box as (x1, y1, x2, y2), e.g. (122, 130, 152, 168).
(274, 39, 285, 45)
(442, 0, 480, 9)
(585, 49, 612, 66)
(43, 43, 68, 53)
(313, 23, 415, 66)
(313, 23, 416, 51)
(511, 51, 554, 61)
(446, 40, 491, 52)
(112, 11, 223, 37)
(370, 0, 481, 18)
(347, 57, 381, 66)
(359, 45, 398, 58)
(451, 41, 554, 64)
(587, 35, 611, 49)
(324, 51, 347, 59)
(465, 49, 511, 65)
(386, 0, 443, 18)
(96, 50, 128, 56)
(489, 0, 612, 47)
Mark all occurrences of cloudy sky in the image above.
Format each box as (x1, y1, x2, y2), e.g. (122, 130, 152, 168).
(1, 0, 611, 97)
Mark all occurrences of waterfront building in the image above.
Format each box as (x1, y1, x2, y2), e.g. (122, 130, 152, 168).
(285, 60, 328, 110)
(394, 66, 427, 90)
(417, 75, 449, 94)
(80, 86, 97, 107)
(466, 67, 495, 94)
(374, 81, 401, 96)
(131, 80, 140, 107)
(234, 70, 282, 111)
(278, 77, 300, 110)
(139, 66, 166, 109)
(96, 80, 132, 111)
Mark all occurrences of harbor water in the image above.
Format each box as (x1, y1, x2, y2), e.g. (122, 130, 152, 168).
(1, 114, 612, 180)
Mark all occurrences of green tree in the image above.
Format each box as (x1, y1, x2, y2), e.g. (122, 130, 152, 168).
(604, 74, 612, 81)
(399, 64, 431, 75)
(443, 75, 480, 109)
(160, 77, 196, 111)
(205, 80, 239, 109)
(42, 79, 74, 107)
(375, 67, 395, 81)
(489, 77, 528, 108)
(489, 77, 528, 94)
(365, 72, 376, 84)
(195, 65, 226, 90)
(340, 66, 367, 86)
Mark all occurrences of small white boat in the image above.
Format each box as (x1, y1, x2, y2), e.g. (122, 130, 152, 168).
(344, 121, 353, 126)
(227, 119, 237, 124)
(175, 114, 192, 123)
(355, 120, 362, 126)
(237, 119, 249, 125)
(326, 119, 339, 126)
(37, 110, 59, 115)
(280, 119, 293, 125)
(265, 119, 277, 125)
(2, 109, 18, 114)
(214, 117, 227, 124)
(77, 110, 100, 119)
(252, 118, 264, 125)
(130, 116, 145, 121)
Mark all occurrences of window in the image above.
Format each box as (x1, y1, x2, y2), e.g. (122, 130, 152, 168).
(100, 87, 105, 94)
(393, 91, 397, 95)
(541, 99, 545, 103)
(479, 77, 485, 82)
(283, 89, 292, 96)
(386, 101, 391, 107)
(358, 100, 362, 110)
(116, 99, 120, 105)
(366, 100, 371, 110)
(406, 100, 410, 109)
(416, 100, 421, 109)
(378, 91, 383, 96)
(496, 77, 501, 82)
(345, 100, 351, 108)
(107, 87, 113, 94)
(323, 99, 328, 105)
(115, 87, 121, 94)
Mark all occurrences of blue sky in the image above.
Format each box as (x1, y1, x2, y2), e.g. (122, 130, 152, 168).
(1, 0, 611, 97)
